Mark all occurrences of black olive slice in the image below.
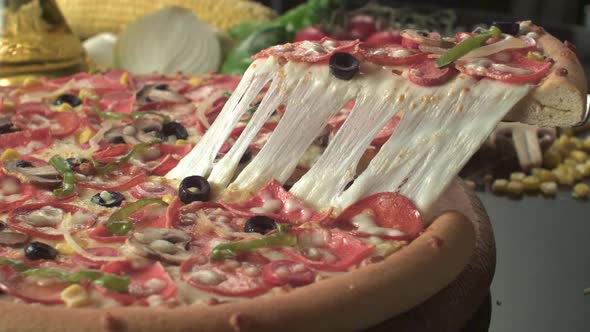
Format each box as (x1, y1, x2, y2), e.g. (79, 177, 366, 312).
(66, 157, 90, 168)
(53, 93, 82, 107)
(24, 241, 58, 260)
(14, 160, 34, 168)
(329, 52, 360, 81)
(179, 176, 210, 203)
(154, 83, 169, 90)
(491, 21, 520, 35)
(90, 191, 125, 208)
(244, 216, 277, 234)
(161, 121, 188, 140)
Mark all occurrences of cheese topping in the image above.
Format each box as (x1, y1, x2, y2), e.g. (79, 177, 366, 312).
(351, 212, 405, 237)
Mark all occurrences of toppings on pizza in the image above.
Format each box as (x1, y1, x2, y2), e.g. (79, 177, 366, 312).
(262, 260, 316, 287)
(179, 175, 211, 203)
(125, 228, 191, 264)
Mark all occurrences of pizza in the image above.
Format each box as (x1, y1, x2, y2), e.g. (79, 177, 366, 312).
(0, 21, 586, 331)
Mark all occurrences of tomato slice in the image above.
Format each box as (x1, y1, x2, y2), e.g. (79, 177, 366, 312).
(0, 173, 33, 213)
(180, 252, 271, 297)
(408, 59, 458, 86)
(360, 45, 428, 66)
(221, 179, 331, 225)
(7, 202, 96, 240)
(283, 228, 374, 271)
(0, 265, 68, 304)
(99, 261, 176, 305)
(334, 192, 424, 240)
(71, 247, 121, 269)
(262, 260, 316, 287)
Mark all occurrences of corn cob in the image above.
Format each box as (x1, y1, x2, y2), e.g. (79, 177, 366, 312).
(56, 0, 276, 39)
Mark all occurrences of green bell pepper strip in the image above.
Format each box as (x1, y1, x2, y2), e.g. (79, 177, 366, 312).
(435, 26, 502, 68)
(93, 105, 171, 124)
(0, 258, 29, 272)
(48, 155, 76, 198)
(22, 268, 130, 293)
(210, 224, 297, 261)
(92, 139, 161, 175)
(105, 198, 168, 236)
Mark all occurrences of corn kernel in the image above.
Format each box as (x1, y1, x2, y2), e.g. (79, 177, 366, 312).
(543, 148, 562, 168)
(570, 150, 589, 163)
(22, 76, 40, 88)
(572, 183, 590, 198)
(540, 181, 558, 195)
(491, 179, 509, 193)
(55, 242, 75, 255)
(582, 136, 590, 151)
(522, 176, 540, 191)
(175, 139, 190, 145)
(510, 172, 526, 182)
(563, 158, 578, 166)
(56, 103, 73, 112)
(559, 127, 574, 137)
(553, 167, 575, 185)
(464, 180, 476, 190)
(162, 194, 173, 204)
(536, 169, 556, 182)
(60, 284, 90, 308)
(570, 137, 583, 150)
(507, 181, 524, 195)
(120, 72, 129, 85)
(189, 77, 203, 86)
(78, 129, 94, 144)
(78, 88, 99, 101)
(577, 164, 590, 178)
(0, 148, 20, 161)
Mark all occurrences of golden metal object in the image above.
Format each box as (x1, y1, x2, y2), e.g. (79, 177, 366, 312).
(0, 0, 88, 86)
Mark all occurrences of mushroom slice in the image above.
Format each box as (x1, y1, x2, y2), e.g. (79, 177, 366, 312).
(401, 29, 454, 48)
(104, 126, 141, 145)
(0, 232, 29, 246)
(136, 84, 189, 105)
(133, 114, 164, 143)
(2, 160, 61, 188)
(126, 228, 191, 264)
(0, 116, 15, 134)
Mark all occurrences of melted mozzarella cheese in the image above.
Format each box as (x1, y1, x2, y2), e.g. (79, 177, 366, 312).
(351, 213, 405, 237)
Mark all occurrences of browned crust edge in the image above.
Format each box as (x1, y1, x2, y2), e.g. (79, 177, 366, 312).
(0, 211, 475, 332)
(505, 31, 588, 127)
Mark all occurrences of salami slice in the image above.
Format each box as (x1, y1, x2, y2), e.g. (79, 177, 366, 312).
(360, 45, 428, 66)
(166, 198, 247, 237)
(262, 260, 316, 287)
(456, 51, 552, 84)
(0, 173, 33, 213)
(0, 265, 68, 304)
(221, 179, 331, 225)
(408, 59, 458, 86)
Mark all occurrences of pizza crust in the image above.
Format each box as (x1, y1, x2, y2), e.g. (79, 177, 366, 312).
(0, 180, 477, 332)
(505, 32, 588, 127)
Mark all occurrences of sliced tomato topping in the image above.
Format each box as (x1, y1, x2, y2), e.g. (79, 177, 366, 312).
(7, 203, 96, 240)
(360, 45, 428, 66)
(262, 260, 316, 287)
(12, 109, 79, 138)
(0, 265, 68, 304)
(221, 179, 331, 225)
(409, 59, 458, 86)
(283, 228, 374, 271)
(180, 252, 271, 297)
(71, 247, 121, 269)
(334, 192, 424, 240)
(99, 261, 176, 305)
(131, 181, 176, 199)
(0, 173, 33, 213)
(77, 166, 146, 191)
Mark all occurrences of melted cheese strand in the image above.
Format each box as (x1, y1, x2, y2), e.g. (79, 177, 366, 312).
(208, 63, 301, 189)
(228, 63, 352, 193)
(166, 57, 278, 179)
(290, 70, 408, 209)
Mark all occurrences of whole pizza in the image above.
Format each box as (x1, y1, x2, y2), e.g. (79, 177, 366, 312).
(0, 21, 586, 331)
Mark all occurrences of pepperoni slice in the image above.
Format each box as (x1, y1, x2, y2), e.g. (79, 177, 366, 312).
(12, 109, 79, 138)
(334, 192, 424, 240)
(262, 260, 316, 287)
(72, 247, 121, 269)
(92, 144, 191, 176)
(456, 51, 552, 84)
(0, 173, 33, 213)
(131, 181, 176, 199)
(147, 144, 193, 176)
(88, 223, 126, 244)
(180, 252, 271, 297)
(370, 116, 400, 147)
(0, 265, 68, 304)
(166, 198, 247, 237)
(255, 38, 360, 63)
(0, 128, 52, 156)
(98, 90, 136, 114)
(360, 45, 428, 66)
(283, 228, 374, 271)
(77, 166, 146, 191)
(221, 179, 331, 225)
(408, 59, 458, 86)
(99, 261, 176, 305)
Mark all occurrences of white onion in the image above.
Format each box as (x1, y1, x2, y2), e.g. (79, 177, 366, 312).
(61, 214, 126, 262)
(418, 44, 447, 54)
(459, 35, 529, 60)
(114, 6, 221, 74)
(83, 33, 118, 69)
